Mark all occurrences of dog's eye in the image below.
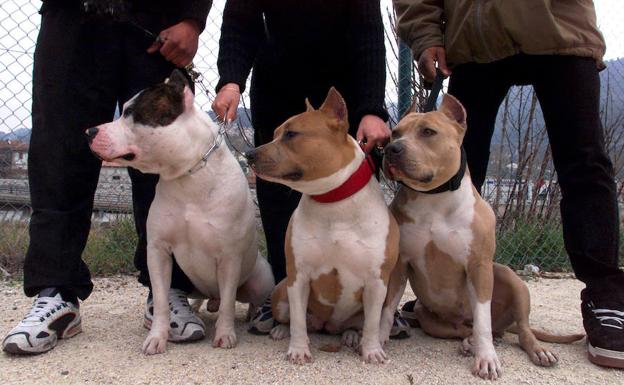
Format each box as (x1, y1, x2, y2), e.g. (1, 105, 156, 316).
(391, 130, 401, 140)
(284, 130, 299, 140)
(421, 128, 437, 137)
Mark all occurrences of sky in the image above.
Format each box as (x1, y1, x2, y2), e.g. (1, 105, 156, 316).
(0, 0, 622, 135)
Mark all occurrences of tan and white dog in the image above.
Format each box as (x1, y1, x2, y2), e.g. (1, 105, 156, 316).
(382, 94, 584, 379)
(88, 70, 275, 354)
(245, 88, 400, 364)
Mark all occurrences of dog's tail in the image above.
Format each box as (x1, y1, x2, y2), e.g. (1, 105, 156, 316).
(507, 324, 585, 344)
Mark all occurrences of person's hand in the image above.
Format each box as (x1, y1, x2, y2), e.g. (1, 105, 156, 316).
(417, 46, 451, 83)
(212, 83, 241, 121)
(356, 115, 391, 153)
(147, 20, 200, 67)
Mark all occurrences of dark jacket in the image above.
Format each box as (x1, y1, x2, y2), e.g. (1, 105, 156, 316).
(216, 0, 389, 124)
(41, 0, 212, 31)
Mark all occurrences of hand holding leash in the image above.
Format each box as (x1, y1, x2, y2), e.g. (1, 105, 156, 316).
(418, 46, 451, 88)
(356, 114, 390, 154)
(212, 83, 241, 122)
(147, 20, 200, 67)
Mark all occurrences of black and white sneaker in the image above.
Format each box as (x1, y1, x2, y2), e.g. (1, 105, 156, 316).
(581, 287, 624, 369)
(144, 288, 205, 342)
(2, 288, 81, 355)
(248, 297, 275, 335)
(399, 299, 420, 328)
(390, 311, 411, 339)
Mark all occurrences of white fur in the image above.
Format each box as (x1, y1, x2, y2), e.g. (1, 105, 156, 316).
(287, 154, 392, 363)
(92, 87, 275, 354)
(287, 136, 365, 195)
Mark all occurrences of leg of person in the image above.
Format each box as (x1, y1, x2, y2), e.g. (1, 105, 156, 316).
(250, 76, 305, 284)
(532, 55, 624, 369)
(3, 6, 120, 354)
(120, 12, 203, 343)
(448, 61, 511, 193)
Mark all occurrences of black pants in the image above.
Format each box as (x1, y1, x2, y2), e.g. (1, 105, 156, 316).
(24, 6, 193, 300)
(250, 70, 359, 282)
(448, 54, 623, 290)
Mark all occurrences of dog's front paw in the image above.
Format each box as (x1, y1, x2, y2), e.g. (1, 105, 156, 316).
(472, 350, 502, 380)
(460, 336, 474, 356)
(142, 330, 168, 355)
(529, 345, 558, 367)
(341, 329, 360, 349)
(270, 324, 290, 340)
(213, 328, 237, 349)
(361, 343, 387, 364)
(287, 344, 312, 364)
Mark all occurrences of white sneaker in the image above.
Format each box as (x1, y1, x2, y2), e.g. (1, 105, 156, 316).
(144, 288, 205, 342)
(2, 288, 81, 355)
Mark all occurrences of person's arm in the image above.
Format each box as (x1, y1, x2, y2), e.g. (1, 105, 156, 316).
(348, 0, 390, 152)
(215, 0, 263, 93)
(174, 0, 213, 33)
(393, 0, 449, 82)
(212, 0, 263, 121)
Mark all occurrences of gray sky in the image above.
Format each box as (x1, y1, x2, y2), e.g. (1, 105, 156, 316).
(0, 0, 622, 134)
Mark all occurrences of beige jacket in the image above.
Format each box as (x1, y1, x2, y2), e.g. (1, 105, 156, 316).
(394, 0, 606, 69)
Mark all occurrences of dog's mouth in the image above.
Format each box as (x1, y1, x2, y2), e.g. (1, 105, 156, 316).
(118, 153, 136, 161)
(92, 152, 136, 163)
(384, 160, 434, 185)
(250, 162, 303, 182)
(383, 159, 399, 180)
(281, 170, 303, 181)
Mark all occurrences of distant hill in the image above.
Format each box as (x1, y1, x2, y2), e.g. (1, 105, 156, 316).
(0, 128, 31, 142)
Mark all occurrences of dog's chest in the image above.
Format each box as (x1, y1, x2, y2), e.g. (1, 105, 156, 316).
(397, 187, 477, 319)
(289, 197, 391, 321)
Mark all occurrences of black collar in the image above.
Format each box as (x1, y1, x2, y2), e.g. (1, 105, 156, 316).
(399, 147, 467, 194)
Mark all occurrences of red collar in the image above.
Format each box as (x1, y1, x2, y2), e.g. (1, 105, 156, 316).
(310, 155, 376, 203)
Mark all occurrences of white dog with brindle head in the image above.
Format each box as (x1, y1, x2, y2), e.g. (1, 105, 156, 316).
(88, 69, 275, 354)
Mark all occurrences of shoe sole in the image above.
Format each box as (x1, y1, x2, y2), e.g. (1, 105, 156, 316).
(248, 325, 272, 335)
(2, 319, 81, 355)
(390, 330, 410, 340)
(588, 342, 624, 369)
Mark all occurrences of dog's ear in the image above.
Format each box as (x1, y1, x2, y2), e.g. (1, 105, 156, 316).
(165, 69, 194, 111)
(400, 97, 419, 120)
(439, 94, 466, 133)
(165, 69, 190, 90)
(319, 87, 348, 130)
(305, 98, 315, 112)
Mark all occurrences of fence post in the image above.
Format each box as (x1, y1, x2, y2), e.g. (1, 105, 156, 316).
(397, 41, 413, 118)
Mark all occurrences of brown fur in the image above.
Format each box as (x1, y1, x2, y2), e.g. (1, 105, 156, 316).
(311, 268, 342, 304)
(381, 212, 400, 284)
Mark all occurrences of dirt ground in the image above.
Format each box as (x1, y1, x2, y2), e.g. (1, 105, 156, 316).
(1, 276, 623, 385)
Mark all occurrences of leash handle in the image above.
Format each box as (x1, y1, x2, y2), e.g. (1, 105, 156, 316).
(423, 68, 445, 113)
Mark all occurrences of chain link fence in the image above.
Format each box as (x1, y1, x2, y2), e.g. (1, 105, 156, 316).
(1, 0, 623, 276)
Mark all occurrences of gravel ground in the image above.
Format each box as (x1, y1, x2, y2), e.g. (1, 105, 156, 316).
(1, 276, 623, 385)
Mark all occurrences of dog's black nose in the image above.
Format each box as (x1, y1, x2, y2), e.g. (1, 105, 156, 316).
(244, 149, 257, 164)
(385, 142, 403, 156)
(85, 127, 99, 144)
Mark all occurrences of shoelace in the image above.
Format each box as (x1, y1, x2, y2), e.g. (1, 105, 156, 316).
(22, 296, 68, 325)
(593, 308, 624, 330)
(168, 289, 191, 315)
